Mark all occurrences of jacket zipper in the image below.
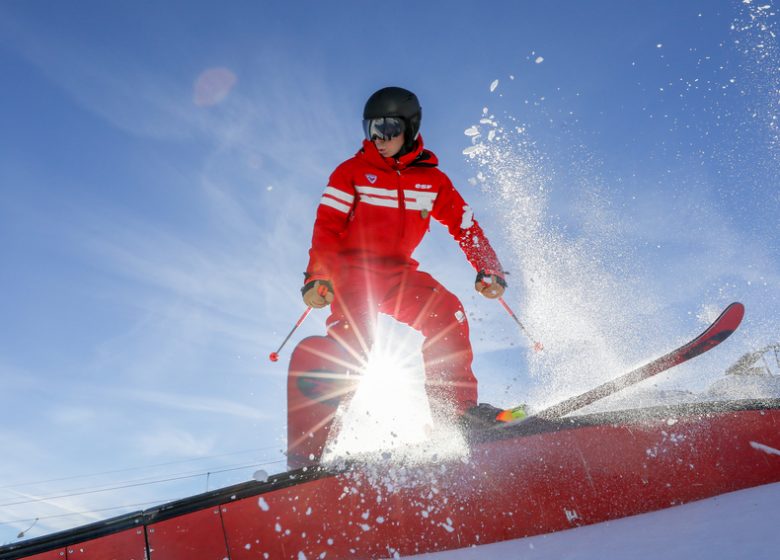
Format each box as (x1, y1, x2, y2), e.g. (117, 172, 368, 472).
(396, 168, 405, 241)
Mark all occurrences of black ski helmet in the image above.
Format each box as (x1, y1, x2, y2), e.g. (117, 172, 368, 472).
(363, 86, 422, 152)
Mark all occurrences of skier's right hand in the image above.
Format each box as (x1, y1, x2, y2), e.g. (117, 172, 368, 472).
(475, 270, 507, 299)
(302, 280, 334, 308)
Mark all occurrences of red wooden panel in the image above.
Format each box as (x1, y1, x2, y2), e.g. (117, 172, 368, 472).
(218, 408, 780, 558)
(221, 476, 361, 559)
(147, 507, 228, 560)
(7, 406, 780, 560)
(66, 528, 146, 560)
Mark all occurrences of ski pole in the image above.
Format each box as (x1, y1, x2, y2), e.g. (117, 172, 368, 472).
(269, 283, 333, 362)
(498, 297, 544, 352)
(269, 307, 312, 362)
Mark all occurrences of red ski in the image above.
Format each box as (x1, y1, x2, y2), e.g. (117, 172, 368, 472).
(497, 302, 745, 422)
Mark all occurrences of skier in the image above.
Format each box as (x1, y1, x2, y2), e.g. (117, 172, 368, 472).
(287, 86, 508, 469)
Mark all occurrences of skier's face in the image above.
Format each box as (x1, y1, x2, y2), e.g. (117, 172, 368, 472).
(374, 133, 405, 158)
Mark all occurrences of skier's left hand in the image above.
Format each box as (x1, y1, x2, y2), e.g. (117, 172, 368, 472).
(475, 271, 507, 299)
(302, 280, 335, 308)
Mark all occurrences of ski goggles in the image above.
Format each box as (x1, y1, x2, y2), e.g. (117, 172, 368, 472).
(363, 117, 406, 141)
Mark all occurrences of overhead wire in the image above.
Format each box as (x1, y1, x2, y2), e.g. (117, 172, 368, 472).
(0, 497, 181, 527)
(0, 445, 282, 491)
(2, 456, 284, 506)
(0, 458, 286, 508)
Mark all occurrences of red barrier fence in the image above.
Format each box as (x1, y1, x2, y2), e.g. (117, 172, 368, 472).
(4, 399, 780, 560)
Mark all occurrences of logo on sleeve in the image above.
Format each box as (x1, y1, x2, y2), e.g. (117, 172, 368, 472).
(366, 174, 378, 184)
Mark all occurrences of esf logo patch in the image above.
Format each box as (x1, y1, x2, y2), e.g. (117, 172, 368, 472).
(414, 183, 433, 190)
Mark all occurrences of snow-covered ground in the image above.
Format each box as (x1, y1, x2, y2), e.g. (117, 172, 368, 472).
(408, 482, 780, 560)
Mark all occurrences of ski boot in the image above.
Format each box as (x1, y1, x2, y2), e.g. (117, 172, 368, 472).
(458, 402, 528, 432)
(458, 403, 504, 432)
(496, 403, 528, 423)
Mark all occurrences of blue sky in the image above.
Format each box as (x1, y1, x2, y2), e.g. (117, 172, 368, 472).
(1, 0, 779, 543)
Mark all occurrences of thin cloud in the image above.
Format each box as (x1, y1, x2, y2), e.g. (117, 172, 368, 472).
(132, 428, 218, 458)
(117, 388, 269, 421)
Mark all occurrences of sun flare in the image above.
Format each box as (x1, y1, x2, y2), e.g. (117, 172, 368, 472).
(321, 318, 467, 463)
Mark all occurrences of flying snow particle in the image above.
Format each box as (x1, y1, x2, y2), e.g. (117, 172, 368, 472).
(193, 67, 237, 107)
(697, 304, 722, 325)
(564, 508, 581, 523)
(490, 79, 499, 92)
(258, 497, 270, 511)
(439, 521, 455, 533)
(535, 56, 544, 64)
(750, 441, 780, 456)
(253, 469, 269, 482)
(464, 126, 480, 137)
(460, 206, 475, 229)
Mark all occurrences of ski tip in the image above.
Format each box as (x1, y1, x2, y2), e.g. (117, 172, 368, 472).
(682, 301, 746, 361)
(729, 301, 745, 315)
(723, 302, 746, 328)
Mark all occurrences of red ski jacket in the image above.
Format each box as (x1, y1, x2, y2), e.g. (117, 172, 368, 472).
(305, 137, 503, 283)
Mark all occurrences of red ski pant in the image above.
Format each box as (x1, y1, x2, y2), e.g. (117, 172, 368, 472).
(287, 263, 478, 468)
